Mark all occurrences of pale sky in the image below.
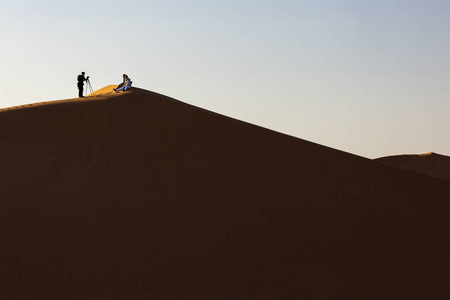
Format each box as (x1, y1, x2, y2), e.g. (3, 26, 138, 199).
(1, 0, 450, 158)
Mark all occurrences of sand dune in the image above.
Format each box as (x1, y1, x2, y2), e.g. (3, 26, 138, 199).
(376, 152, 450, 180)
(1, 87, 450, 299)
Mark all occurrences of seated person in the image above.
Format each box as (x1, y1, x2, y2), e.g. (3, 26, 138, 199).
(114, 74, 132, 92)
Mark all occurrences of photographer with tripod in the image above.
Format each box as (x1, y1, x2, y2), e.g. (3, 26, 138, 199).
(77, 72, 89, 98)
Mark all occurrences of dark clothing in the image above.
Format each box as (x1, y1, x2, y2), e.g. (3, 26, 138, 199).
(77, 81, 84, 97)
(77, 74, 86, 97)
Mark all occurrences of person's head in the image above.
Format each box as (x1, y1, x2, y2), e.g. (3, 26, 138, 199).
(82, 72, 85, 75)
(123, 74, 127, 78)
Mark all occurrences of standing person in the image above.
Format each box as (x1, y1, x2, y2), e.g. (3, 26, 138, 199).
(77, 72, 89, 97)
(114, 74, 132, 92)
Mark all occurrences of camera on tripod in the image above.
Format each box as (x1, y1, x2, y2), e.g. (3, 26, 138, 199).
(85, 76, 94, 96)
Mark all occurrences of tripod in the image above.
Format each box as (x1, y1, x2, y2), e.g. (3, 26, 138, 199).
(85, 78, 95, 97)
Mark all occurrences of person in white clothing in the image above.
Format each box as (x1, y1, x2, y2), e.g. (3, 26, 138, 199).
(114, 74, 132, 92)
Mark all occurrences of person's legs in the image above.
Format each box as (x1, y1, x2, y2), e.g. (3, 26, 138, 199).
(115, 85, 131, 92)
(114, 83, 124, 91)
(78, 83, 84, 97)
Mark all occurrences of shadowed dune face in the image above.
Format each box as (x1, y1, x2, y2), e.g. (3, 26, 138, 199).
(1, 87, 450, 299)
(376, 152, 450, 181)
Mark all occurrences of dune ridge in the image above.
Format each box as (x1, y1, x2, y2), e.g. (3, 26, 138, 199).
(376, 152, 450, 180)
(1, 87, 450, 299)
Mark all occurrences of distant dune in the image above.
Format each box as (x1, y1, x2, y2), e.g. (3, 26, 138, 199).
(376, 152, 450, 181)
(1, 87, 450, 299)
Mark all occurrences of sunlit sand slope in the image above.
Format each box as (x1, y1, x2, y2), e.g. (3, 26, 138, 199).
(1, 87, 450, 299)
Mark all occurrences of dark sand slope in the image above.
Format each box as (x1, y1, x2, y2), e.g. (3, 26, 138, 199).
(1, 87, 450, 299)
(376, 152, 450, 181)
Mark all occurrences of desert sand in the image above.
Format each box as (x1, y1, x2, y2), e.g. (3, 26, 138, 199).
(1, 86, 450, 299)
(376, 152, 450, 181)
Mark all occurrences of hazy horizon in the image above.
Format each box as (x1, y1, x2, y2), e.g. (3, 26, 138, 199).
(1, 0, 450, 159)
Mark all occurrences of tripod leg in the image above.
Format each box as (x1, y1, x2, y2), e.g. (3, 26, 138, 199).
(88, 80, 94, 96)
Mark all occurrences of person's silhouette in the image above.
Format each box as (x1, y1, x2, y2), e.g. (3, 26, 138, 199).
(77, 72, 88, 97)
